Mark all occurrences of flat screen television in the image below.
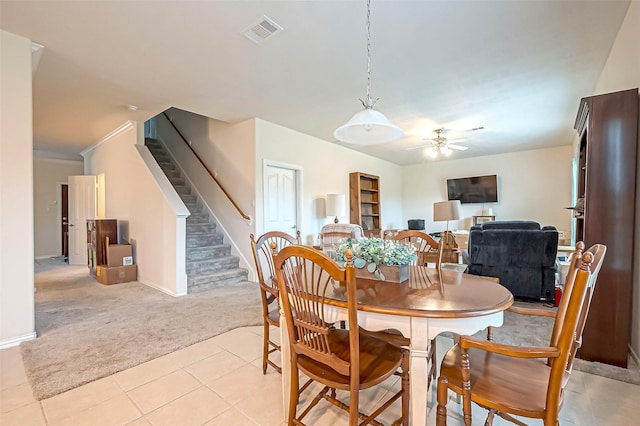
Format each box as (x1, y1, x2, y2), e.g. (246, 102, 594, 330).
(446, 174, 498, 204)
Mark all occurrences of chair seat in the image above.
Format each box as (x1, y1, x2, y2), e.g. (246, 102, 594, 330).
(267, 308, 280, 326)
(440, 345, 567, 418)
(360, 328, 410, 348)
(297, 328, 402, 391)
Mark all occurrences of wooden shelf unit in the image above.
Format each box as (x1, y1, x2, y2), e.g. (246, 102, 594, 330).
(573, 88, 638, 367)
(349, 172, 381, 237)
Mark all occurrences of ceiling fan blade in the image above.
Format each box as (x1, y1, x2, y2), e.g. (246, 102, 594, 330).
(446, 137, 467, 143)
(406, 144, 429, 151)
(448, 144, 468, 151)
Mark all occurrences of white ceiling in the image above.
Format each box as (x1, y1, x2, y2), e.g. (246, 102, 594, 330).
(1, 1, 630, 165)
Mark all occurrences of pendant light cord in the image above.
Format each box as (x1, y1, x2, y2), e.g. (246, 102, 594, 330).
(361, 0, 378, 109)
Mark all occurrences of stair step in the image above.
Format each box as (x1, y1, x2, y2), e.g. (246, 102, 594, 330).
(168, 177, 185, 186)
(187, 268, 249, 293)
(153, 152, 171, 161)
(174, 185, 191, 196)
(159, 162, 177, 172)
(186, 223, 217, 234)
(186, 244, 231, 261)
(147, 148, 166, 157)
(186, 213, 210, 224)
(184, 204, 202, 214)
(146, 142, 163, 150)
(164, 169, 182, 179)
(186, 232, 224, 248)
(186, 256, 239, 275)
(181, 194, 197, 204)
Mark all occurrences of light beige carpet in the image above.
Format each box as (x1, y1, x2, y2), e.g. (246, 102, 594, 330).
(21, 260, 262, 400)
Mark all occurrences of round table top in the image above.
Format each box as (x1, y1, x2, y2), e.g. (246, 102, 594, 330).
(325, 266, 513, 319)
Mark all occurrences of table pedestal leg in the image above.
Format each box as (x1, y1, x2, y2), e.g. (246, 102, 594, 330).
(410, 318, 430, 426)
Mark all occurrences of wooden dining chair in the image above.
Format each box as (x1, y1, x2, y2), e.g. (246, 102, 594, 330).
(273, 245, 409, 426)
(249, 230, 301, 374)
(436, 242, 606, 426)
(387, 229, 440, 268)
(385, 229, 439, 386)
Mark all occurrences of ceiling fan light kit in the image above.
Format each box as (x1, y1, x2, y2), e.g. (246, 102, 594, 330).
(334, 0, 403, 145)
(409, 126, 481, 158)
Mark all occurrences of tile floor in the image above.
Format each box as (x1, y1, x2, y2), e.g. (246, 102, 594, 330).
(1, 325, 639, 425)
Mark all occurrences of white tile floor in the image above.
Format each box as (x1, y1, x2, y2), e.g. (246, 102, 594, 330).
(1, 325, 639, 425)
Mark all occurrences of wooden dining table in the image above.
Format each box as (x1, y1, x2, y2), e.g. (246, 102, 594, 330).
(279, 265, 514, 425)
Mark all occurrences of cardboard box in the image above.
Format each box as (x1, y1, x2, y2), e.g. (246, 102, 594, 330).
(106, 243, 133, 267)
(96, 264, 137, 285)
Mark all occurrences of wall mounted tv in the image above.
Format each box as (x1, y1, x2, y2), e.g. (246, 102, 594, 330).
(446, 175, 498, 204)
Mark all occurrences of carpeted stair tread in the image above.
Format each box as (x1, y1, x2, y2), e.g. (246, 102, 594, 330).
(186, 234, 224, 248)
(187, 268, 249, 293)
(186, 256, 240, 275)
(186, 245, 231, 261)
(186, 223, 217, 232)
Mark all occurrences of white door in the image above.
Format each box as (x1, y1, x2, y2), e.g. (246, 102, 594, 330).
(68, 175, 97, 265)
(264, 164, 299, 235)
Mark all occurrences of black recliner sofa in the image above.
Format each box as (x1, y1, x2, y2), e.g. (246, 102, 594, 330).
(468, 221, 558, 301)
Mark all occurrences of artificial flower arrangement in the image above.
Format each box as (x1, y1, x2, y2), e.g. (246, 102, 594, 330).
(332, 237, 417, 281)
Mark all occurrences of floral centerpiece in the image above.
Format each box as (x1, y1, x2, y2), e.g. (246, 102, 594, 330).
(333, 237, 417, 282)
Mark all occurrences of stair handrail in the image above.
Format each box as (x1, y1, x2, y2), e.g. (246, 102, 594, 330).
(162, 111, 251, 221)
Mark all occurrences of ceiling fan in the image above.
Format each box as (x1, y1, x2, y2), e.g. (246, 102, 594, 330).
(407, 127, 484, 158)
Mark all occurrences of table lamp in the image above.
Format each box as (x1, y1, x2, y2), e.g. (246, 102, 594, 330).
(326, 194, 345, 223)
(433, 200, 463, 234)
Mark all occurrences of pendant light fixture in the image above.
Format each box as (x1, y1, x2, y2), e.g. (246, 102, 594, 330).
(333, 0, 404, 145)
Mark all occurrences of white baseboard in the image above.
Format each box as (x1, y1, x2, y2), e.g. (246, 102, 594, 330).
(0, 332, 37, 349)
(629, 344, 640, 369)
(138, 278, 186, 297)
(35, 255, 60, 260)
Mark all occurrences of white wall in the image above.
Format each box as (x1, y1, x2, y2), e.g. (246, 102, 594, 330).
(255, 119, 404, 245)
(83, 122, 189, 296)
(403, 145, 574, 233)
(156, 109, 256, 278)
(593, 1, 640, 364)
(0, 30, 36, 347)
(33, 158, 84, 258)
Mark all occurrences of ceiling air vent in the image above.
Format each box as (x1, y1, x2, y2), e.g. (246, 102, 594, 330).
(242, 15, 283, 44)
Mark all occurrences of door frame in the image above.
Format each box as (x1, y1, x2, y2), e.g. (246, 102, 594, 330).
(262, 159, 303, 236)
(68, 175, 98, 265)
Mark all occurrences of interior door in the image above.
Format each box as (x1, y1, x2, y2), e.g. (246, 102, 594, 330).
(264, 164, 298, 235)
(61, 184, 68, 261)
(68, 175, 97, 265)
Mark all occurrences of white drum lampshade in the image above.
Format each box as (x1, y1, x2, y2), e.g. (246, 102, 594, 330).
(326, 194, 346, 223)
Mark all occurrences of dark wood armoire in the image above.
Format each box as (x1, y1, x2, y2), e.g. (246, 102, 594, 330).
(573, 88, 639, 367)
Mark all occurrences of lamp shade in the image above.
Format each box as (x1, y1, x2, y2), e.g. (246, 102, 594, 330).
(334, 108, 404, 145)
(326, 194, 346, 219)
(433, 200, 463, 222)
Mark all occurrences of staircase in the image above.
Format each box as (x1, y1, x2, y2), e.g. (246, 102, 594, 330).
(145, 138, 248, 293)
